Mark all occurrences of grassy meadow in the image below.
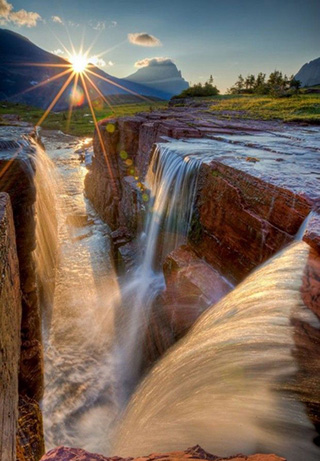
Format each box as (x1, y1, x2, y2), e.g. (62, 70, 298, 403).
(0, 100, 168, 136)
(208, 93, 320, 123)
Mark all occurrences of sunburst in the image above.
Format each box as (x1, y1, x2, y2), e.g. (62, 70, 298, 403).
(12, 35, 154, 189)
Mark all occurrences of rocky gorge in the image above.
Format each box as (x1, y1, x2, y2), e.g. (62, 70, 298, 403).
(0, 102, 320, 461)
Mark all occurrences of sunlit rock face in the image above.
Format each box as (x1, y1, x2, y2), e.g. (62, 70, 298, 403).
(86, 108, 320, 282)
(40, 445, 286, 461)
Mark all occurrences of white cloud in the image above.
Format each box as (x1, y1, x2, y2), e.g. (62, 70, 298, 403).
(0, 0, 41, 27)
(89, 56, 106, 67)
(111, 21, 117, 27)
(135, 57, 173, 68)
(128, 32, 162, 47)
(52, 48, 64, 56)
(108, 60, 114, 66)
(51, 15, 63, 24)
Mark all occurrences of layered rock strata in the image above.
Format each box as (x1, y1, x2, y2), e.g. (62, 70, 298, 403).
(85, 108, 320, 342)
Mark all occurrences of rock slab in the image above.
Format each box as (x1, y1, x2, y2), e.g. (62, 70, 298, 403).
(40, 445, 286, 461)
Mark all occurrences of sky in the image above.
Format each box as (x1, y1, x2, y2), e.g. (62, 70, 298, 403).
(0, 0, 319, 92)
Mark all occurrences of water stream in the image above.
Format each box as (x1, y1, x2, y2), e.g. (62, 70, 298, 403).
(33, 133, 320, 460)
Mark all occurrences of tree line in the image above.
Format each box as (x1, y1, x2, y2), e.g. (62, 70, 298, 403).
(228, 71, 301, 97)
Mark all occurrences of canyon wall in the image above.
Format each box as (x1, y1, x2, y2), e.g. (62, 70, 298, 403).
(0, 193, 21, 461)
(0, 130, 45, 460)
(85, 109, 319, 335)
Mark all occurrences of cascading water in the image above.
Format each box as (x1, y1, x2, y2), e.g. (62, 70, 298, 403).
(112, 241, 320, 460)
(33, 144, 58, 324)
(34, 132, 119, 453)
(32, 133, 319, 460)
(114, 143, 205, 404)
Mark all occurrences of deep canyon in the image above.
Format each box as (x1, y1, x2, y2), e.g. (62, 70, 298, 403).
(0, 103, 320, 461)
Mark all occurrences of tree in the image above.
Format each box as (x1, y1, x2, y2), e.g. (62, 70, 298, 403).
(175, 77, 219, 98)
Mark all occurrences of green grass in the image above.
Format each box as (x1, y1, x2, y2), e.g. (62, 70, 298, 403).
(0, 100, 168, 136)
(207, 94, 320, 123)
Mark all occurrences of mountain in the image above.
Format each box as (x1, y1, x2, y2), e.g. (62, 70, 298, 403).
(0, 29, 172, 109)
(126, 58, 189, 96)
(295, 57, 320, 87)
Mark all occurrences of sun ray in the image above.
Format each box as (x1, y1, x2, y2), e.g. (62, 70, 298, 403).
(15, 68, 73, 98)
(80, 73, 116, 191)
(36, 71, 75, 127)
(66, 72, 79, 132)
(13, 63, 71, 68)
(83, 71, 114, 112)
(86, 68, 152, 103)
(92, 40, 127, 60)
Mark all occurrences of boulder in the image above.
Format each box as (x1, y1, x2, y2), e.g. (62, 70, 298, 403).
(162, 245, 232, 337)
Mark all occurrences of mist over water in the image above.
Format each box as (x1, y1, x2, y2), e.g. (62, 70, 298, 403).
(113, 242, 320, 460)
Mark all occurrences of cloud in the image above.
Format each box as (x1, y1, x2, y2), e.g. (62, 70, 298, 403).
(68, 20, 80, 27)
(52, 15, 63, 24)
(0, 0, 41, 27)
(93, 20, 106, 30)
(128, 32, 161, 47)
(135, 57, 173, 68)
(88, 57, 114, 68)
(52, 48, 64, 56)
(89, 56, 106, 67)
(9, 9, 41, 27)
(0, 0, 12, 18)
(89, 20, 117, 30)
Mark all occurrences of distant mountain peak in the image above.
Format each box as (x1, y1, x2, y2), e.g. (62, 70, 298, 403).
(295, 57, 320, 87)
(126, 58, 189, 96)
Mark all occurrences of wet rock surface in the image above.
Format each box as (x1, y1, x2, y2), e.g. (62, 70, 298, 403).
(162, 245, 232, 337)
(40, 445, 286, 461)
(16, 395, 45, 461)
(0, 127, 44, 403)
(85, 107, 320, 283)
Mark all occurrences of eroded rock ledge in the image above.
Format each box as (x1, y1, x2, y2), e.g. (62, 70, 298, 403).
(85, 106, 320, 344)
(40, 445, 285, 461)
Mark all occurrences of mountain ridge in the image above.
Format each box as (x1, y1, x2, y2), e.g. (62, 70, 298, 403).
(295, 57, 320, 87)
(0, 28, 179, 109)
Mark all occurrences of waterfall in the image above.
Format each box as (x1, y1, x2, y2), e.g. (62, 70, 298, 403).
(33, 143, 58, 322)
(114, 143, 204, 404)
(113, 241, 320, 461)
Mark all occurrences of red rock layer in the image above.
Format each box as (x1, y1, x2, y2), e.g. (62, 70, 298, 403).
(40, 445, 286, 461)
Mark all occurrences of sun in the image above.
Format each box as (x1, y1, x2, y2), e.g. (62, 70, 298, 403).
(69, 54, 88, 74)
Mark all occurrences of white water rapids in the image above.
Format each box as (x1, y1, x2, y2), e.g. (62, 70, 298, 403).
(32, 132, 320, 460)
